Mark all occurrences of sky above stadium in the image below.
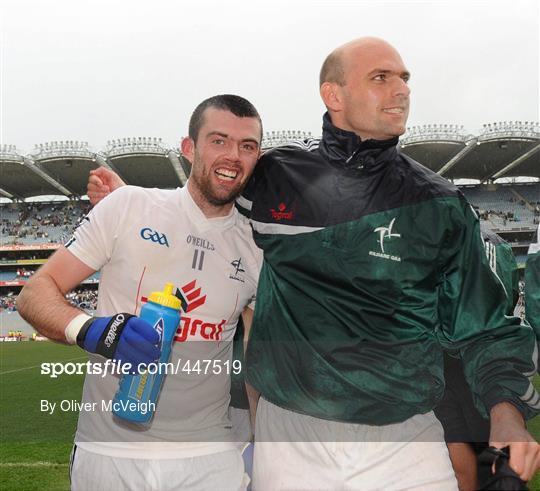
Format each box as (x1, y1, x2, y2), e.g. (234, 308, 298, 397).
(1, 0, 538, 153)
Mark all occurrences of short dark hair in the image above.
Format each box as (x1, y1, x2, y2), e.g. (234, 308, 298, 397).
(188, 94, 262, 143)
(319, 50, 346, 87)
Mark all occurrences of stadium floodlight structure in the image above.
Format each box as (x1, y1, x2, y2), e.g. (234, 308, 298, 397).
(105, 137, 168, 158)
(0, 145, 23, 199)
(261, 130, 313, 150)
(103, 137, 187, 187)
(0, 144, 74, 199)
(0, 147, 19, 199)
(400, 124, 472, 146)
(478, 121, 540, 142)
(0, 144, 23, 162)
(22, 156, 73, 196)
(31, 141, 94, 160)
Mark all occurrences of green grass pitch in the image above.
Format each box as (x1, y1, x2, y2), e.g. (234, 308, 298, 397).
(1, 342, 540, 490)
(1, 342, 85, 490)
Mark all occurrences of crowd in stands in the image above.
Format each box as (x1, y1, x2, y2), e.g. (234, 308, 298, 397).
(0, 288, 97, 313)
(16, 268, 35, 278)
(0, 294, 17, 311)
(1, 200, 91, 245)
(475, 208, 527, 226)
(66, 289, 98, 310)
(465, 185, 540, 228)
(478, 208, 540, 226)
(0, 186, 537, 246)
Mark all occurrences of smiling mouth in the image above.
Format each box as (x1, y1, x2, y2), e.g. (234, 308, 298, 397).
(383, 107, 406, 114)
(215, 168, 238, 181)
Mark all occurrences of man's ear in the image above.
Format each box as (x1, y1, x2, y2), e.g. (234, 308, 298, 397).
(181, 137, 195, 164)
(320, 82, 343, 112)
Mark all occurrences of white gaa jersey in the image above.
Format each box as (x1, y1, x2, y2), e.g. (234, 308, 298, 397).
(67, 185, 262, 458)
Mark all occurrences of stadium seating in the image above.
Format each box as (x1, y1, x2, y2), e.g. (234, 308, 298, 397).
(1, 200, 90, 246)
(517, 184, 540, 206)
(0, 271, 19, 281)
(461, 183, 540, 230)
(1, 186, 537, 244)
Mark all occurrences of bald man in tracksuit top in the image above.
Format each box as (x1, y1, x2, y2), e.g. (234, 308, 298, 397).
(239, 112, 539, 489)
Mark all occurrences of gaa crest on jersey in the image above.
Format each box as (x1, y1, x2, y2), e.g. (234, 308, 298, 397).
(140, 227, 169, 247)
(229, 258, 245, 283)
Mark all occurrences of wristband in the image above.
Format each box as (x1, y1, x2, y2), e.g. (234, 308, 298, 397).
(65, 313, 92, 345)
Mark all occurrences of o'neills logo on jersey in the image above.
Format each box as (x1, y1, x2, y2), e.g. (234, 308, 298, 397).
(104, 313, 125, 348)
(174, 280, 225, 343)
(186, 234, 215, 251)
(368, 218, 402, 262)
(270, 202, 294, 221)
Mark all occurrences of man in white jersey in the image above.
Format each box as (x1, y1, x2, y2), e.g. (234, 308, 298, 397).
(17, 94, 263, 491)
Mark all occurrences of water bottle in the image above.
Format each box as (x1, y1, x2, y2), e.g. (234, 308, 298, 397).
(112, 282, 181, 424)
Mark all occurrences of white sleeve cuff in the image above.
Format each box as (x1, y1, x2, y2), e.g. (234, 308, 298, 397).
(65, 313, 92, 345)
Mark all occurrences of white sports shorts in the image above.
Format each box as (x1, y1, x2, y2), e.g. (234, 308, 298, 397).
(252, 398, 457, 491)
(229, 406, 253, 444)
(70, 445, 249, 491)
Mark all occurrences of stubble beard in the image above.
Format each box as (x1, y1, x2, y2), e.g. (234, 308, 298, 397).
(191, 155, 243, 207)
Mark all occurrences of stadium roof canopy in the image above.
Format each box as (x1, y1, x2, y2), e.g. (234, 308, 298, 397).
(400, 122, 540, 181)
(1, 123, 538, 200)
(106, 138, 187, 188)
(0, 140, 188, 200)
(1, 159, 62, 199)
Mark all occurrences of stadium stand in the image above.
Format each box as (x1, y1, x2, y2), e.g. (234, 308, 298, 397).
(461, 183, 540, 230)
(0, 271, 21, 281)
(0, 288, 97, 337)
(1, 200, 91, 245)
(517, 184, 540, 209)
(261, 130, 313, 148)
(0, 125, 538, 333)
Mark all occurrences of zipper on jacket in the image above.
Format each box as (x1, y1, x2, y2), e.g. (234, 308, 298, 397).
(346, 147, 364, 169)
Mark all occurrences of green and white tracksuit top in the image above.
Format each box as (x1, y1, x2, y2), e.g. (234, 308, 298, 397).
(480, 223, 519, 315)
(239, 113, 539, 425)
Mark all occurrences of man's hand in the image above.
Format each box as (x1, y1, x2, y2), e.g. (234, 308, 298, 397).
(78, 314, 160, 371)
(87, 167, 125, 206)
(489, 401, 540, 481)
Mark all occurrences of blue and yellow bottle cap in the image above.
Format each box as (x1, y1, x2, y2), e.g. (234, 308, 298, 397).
(148, 282, 182, 310)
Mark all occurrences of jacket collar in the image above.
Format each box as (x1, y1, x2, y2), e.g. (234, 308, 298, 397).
(319, 112, 399, 169)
